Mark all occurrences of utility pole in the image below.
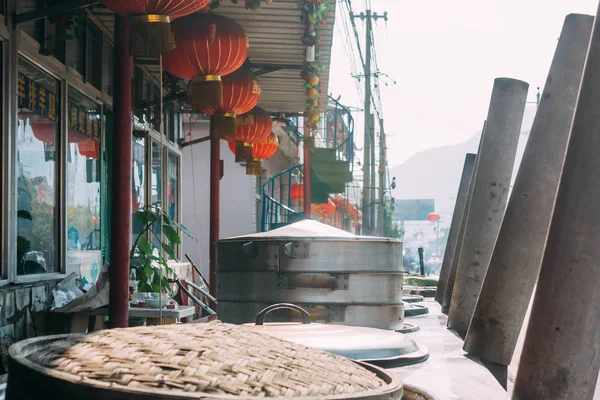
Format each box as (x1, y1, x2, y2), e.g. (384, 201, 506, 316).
(376, 118, 386, 236)
(353, 10, 387, 235)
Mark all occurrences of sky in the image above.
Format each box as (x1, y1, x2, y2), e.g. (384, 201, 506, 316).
(328, 0, 599, 168)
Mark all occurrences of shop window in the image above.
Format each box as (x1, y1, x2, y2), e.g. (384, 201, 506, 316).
(85, 22, 103, 90)
(16, 58, 60, 275)
(66, 87, 102, 283)
(102, 40, 114, 97)
(150, 141, 162, 250)
(132, 137, 146, 245)
(166, 152, 179, 257)
(166, 152, 178, 223)
(164, 107, 177, 143)
(65, 17, 85, 75)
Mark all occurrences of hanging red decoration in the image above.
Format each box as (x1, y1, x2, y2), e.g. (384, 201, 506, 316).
(79, 139, 100, 159)
(244, 131, 279, 176)
(347, 202, 362, 221)
(193, 68, 261, 140)
(290, 183, 304, 201)
(68, 130, 87, 143)
(100, 0, 211, 58)
(30, 120, 56, 144)
(311, 198, 336, 216)
(332, 194, 346, 208)
(427, 212, 441, 223)
(163, 13, 249, 111)
(233, 106, 272, 163)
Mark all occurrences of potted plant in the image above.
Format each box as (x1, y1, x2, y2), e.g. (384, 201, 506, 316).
(130, 206, 194, 299)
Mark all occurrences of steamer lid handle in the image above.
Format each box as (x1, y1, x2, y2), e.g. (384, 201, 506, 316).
(255, 303, 311, 325)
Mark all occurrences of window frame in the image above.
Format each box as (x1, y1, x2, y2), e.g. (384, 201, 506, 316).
(13, 53, 64, 282)
(146, 122, 183, 261)
(7, 14, 113, 283)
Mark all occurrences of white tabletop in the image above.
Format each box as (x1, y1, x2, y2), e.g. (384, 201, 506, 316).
(79, 305, 196, 319)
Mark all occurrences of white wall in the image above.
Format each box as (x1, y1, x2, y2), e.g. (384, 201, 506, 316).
(181, 121, 255, 279)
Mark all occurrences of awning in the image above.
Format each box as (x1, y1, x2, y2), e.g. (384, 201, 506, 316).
(90, 0, 336, 115)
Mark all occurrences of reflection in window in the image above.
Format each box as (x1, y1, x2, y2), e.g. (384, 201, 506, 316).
(132, 137, 146, 245)
(16, 59, 60, 275)
(167, 152, 178, 223)
(86, 23, 103, 90)
(167, 152, 179, 258)
(151, 141, 162, 250)
(102, 40, 114, 97)
(66, 87, 102, 284)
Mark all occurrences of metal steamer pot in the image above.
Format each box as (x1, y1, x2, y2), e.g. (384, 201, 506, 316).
(217, 222, 404, 330)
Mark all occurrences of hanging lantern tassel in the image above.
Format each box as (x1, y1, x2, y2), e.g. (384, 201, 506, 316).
(246, 159, 262, 176)
(235, 141, 254, 162)
(191, 76, 223, 111)
(211, 113, 236, 140)
(130, 14, 173, 58)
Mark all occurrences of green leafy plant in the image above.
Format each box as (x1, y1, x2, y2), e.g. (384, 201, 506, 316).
(130, 206, 194, 294)
(298, 0, 330, 26)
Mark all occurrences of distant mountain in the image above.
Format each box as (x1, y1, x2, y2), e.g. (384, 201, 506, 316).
(389, 134, 481, 218)
(390, 127, 534, 224)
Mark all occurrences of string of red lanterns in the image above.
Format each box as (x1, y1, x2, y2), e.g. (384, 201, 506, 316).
(193, 68, 261, 141)
(228, 131, 279, 176)
(163, 13, 249, 112)
(232, 107, 273, 162)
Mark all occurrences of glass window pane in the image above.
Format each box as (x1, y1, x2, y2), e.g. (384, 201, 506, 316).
(167, 152, 178, 257)
(17, 59, 60, 275)
(66, 17, 85, 74)
(102, 40, 114, 97)
(66, 87, 102, 284)
(150, 141, 162, 250)
(86, 22, 103, 90)
(132, 137, 146, 245)
(167, 152, 178, 223)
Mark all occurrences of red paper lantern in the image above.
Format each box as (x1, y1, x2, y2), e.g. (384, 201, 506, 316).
(163, 13, 249, 111)
(79, 140, 100, 159)
(311, 199, 336, 216)
(101, 0, 210, 57)
(290, 184, 304, 201)
(230, 131, 279, 176)
(195, 68, 261, 140)
(233, 107, 272, 163)
(332, 194, 346, 208)
(427, 212, 440, 223)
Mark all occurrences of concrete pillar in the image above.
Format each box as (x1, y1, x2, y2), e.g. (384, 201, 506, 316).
(512, 11, 600, 400)
(447, 78, 527, 336)
(441, 133, 483, 314)
(465, 14, 593, 367)
(435, 153, 476, 304)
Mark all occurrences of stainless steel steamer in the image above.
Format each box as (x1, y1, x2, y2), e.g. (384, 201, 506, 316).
(217, 222, 404, 330)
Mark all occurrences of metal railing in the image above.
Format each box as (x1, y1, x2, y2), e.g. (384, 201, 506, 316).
(260, 96, 355, 232)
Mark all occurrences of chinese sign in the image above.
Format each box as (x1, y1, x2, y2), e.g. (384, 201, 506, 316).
(18, 73, 58, 123)
(69, 102, 100, 141)
(18, 73, 101, 142)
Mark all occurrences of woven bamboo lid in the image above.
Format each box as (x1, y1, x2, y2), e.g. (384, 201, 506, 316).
(10, 321, 403, 399)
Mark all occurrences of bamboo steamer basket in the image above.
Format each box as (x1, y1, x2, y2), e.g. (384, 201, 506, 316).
(7, 321, 403, 400)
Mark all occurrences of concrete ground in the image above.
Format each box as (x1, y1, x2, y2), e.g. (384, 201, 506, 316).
(391, 300, 509, 399)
